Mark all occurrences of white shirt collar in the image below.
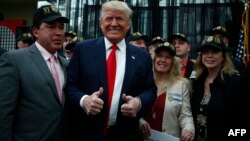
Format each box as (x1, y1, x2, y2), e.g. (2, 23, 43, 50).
(104, 37, 126, 52)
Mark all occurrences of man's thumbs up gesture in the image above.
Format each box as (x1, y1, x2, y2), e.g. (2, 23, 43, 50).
(121, 94, 141, 117)
(83, 87, 104, 115)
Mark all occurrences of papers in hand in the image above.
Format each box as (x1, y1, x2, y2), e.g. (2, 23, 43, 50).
(144, 129, 179, 141)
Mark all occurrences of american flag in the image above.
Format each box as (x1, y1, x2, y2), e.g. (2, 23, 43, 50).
(235, 28, 244, 63)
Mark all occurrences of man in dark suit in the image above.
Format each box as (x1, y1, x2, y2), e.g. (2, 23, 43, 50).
(169, 33, 194, 79)
(0, 5, 69, 141)
(65, 1, 156, 141)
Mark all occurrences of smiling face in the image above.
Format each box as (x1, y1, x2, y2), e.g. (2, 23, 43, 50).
(201, 48, 224, 71)
(100, 10, 130, 44)
(32, 21, 65, 54)
(154, 50, 174, 74)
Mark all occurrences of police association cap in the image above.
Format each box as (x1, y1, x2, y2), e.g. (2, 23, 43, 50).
(151, 36, 165, 45)
(155, 42, 175, 56)
(209, 26, 228, 37)
(169, 33, 189, 43)
(33, 5, 69, 26)
(17, 32, 34, 42)
(199, 36, 227, 52)
(128, 32, 150, 43)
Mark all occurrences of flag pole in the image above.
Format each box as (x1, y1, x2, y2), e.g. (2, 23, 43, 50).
(241, 0, 249, 63)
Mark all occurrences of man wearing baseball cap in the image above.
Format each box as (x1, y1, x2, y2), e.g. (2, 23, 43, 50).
(209, 26, 229, 47)
(169, 33, 194, 78)
(64, 36, 79, 60)
(62, 31, 77, 57)
(128, 32, 149, 50)
(0, 5, 69, 141)
(63, 31, 77, 48)
(16, 32, 34, 49)
(148, 36, 165, 58)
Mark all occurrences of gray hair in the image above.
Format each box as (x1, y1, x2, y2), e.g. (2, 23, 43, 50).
(99, 1, 132, 23)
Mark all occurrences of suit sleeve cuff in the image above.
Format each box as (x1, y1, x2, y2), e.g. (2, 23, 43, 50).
(135, 97, 142, 113)
(80, 95, 88, 108)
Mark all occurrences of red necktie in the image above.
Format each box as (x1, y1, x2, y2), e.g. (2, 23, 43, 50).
(49, 55, 62, 103)
(107, 44, 118, 113)
(104, 44, 118, 135)
(181, 64, 186, 77)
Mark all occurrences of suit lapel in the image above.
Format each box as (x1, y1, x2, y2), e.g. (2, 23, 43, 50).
(93, 38, 108, 100)
(28, 45, 62, 105)
(121, 44, 136, 94)
(94, 39, 137, 105)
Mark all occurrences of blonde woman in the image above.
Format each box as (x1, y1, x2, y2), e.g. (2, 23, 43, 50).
(140, 42, 195, 141)
(191, 36, 240, 141)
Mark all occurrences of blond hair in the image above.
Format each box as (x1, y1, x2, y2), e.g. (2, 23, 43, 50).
(153, 52, 188, 89)
(194, 51, 238, 80)
(99, 0, 132, 24)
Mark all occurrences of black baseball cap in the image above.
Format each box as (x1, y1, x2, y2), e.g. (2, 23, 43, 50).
(65, 31, 77, 38)
(17, 33, 34, 42)
(32, 5, 69, 26)
(151, 36, 165, 45)
(199, 36, 226, 52)
(169, 33, 189, 43)
(65, 37, 79, 51)
(209, 26, 228, 38)
(128, 32, 150, 43)
(155, 42, 175, 56)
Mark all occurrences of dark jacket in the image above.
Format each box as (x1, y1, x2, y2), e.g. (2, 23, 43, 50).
(0, 47, 7, 56)
(0, 45, 68, 141)
(191, 71, 242, 140)
(185, 59, 194, 79)
(238, 63, 250, 137)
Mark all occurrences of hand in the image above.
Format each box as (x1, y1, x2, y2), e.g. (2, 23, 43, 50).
(120, 94, 141, 117)
(83, 87, 104, 115)
(180, 129, 195, 141)
(139, 118, 151, 139)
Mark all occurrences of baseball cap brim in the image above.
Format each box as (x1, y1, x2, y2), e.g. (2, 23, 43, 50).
(42, 16, 69, 23)
(169, 35, 189, 43)
(129, 35, 150, 42)
(209, 30, 228, 37)
(155, 46, 175, 56)
(138, 35, 150, 42)
(17, 38, 33, 42)
(65, 32, 76, 37)
(199, 43, 226, 52)
(151, 39, 164, 44)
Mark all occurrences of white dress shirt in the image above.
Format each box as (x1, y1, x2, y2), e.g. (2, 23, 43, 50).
(104, 37, 126, 125)
(79, 38, 126, 126)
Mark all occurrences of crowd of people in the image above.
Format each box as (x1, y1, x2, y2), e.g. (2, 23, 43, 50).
(0, 1, 249, 141)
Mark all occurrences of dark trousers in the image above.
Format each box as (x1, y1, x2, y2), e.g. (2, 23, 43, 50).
(103, 125, 117, 141)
